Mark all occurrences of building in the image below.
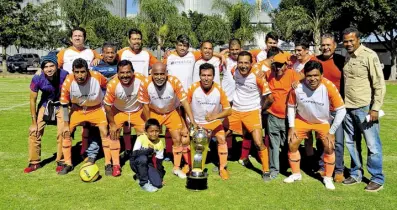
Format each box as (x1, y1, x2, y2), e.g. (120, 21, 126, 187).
(177, 0, 238, 15)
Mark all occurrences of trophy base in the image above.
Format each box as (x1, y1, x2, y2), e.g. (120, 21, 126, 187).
(186, 170, 208, 191)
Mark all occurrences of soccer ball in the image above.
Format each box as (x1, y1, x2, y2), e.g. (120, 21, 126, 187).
(79, 163, 99, 182)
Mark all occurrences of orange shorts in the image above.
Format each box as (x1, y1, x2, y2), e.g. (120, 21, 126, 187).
(113, 108, 144, 131)
(70, 107, 108, 131)
(295, 118, 330, 140)
(199, 120, 225, 137)
(150, 110, 182, 131)
(228, 109, 262, 135)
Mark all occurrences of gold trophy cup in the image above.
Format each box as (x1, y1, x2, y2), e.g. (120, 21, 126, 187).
(186, 127, 212, 190)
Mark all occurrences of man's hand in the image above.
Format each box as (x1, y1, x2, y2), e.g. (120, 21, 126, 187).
(29, 123, 38, 136)
(180, 126, 189, 137)
(256, 70, 266, 79)
(325, 133, 335, 149)
(291, 81, 300, 89)
(109, 123, 119, 140)
(368, 110, 379, 122)
(287, 127, 298, 144)
(205, 113, 217, 122)
(91, 58, 101, 66)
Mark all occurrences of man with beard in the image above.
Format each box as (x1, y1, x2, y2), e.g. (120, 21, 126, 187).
(138, 62, 198, 179)
(192, 41, 222, 84)
(57, 27, 101, 73)
(188, 63, 232, 180)
(59, 58, 109, 175)
(103, 60, 146, 177)
(118, 29, 158, 77)
(285, 60, 346, 190)
(24, 56, 69, 173)
(228, 51, 273, 181)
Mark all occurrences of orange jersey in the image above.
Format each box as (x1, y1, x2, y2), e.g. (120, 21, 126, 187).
(312, 56, 342, 92)
(231, 66, 271, 112)
(253, 60, 271, 72)
(103, 73, 146, 113)
(57, 46, 101, 73)
(187, 82, 230, 124)
(266, 69, 300, 118)
(60, 71, 107, 107)
(288, 78, 344, 124)
(117, 48, 158, 77)
(138, 75, 187, 114)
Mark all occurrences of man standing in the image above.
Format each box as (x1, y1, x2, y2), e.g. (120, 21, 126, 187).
(24, 56, 69, 173)
(188, 63, 232, 180)
(314, 34, 346, 183)
(59, 58, 110, 175)
(228, 51, 273, 181)
(92, 42, 118, 79)
(57, 27, 101, 73)
(285, 60, 346, 190)
(117, 29, 158, 77)
(192, 41, 222, 84)
(292, 40, 313, 73)
(138, 62, 198, 179)
(342, 27, 386, 192)
(103, 60, 147, 177)
(251, 32, 279, 62)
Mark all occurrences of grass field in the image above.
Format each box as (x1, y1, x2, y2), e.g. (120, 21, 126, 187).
(0, 76, 396, 209)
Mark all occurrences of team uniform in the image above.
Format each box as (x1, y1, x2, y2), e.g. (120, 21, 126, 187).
(60, 71, 110, 166)
(192, 57, 222, 84)
(286, 78, 346, 188)
(91, 60, 118, 79)
(292, 56, 313, 73)
(117, 48, 158, 77)
(57, 46, 101, 73)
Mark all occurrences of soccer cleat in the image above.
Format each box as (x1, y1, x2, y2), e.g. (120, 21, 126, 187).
(364, 182, 384, 192)
(323, 177, 336, 190)
(141, 182, 158, 192)
(238, 158, 253, 168)
(334, 173, 345, 183)
(283, 173, 302, 183)
(105, 164, 113, 176)
(342, 176, 361, 185)
(112, 165, 121, 177)
(219, 169, 229, 180)
(181, 164, 190, 174)
(24, 163, 41, 173)
(58, 165, 73, 175)
(173, 169, 187, 179)
(55, 162, 65, 173)
(262, 172, 272, 182)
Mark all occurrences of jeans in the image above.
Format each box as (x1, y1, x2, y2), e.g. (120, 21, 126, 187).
(268, 114, 288, 176)
(131, 155, 163, 188)
(318, 111, 345, 173)
(344, 105, 384, 185)
(86, 127, 100, 159)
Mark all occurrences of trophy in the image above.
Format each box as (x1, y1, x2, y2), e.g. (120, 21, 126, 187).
(186, 127, 212, 190)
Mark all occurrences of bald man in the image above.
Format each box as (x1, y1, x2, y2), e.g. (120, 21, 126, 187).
(138, 62, 197, 179)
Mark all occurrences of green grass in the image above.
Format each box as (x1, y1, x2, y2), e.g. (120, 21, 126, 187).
(1, 77, 397, 209)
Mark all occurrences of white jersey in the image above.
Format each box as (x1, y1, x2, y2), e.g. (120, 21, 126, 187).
(117, 48, 158, 77)
(192, 57, 222, 85)
(256, 50, 268, 63)
(221, 56, 237, 102)
(103, 73, 146, 113)
(57, 47, 100, 74)
(165, 51, 200, 91)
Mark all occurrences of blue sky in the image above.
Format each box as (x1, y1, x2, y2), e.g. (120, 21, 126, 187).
(126, 0, 280, 14)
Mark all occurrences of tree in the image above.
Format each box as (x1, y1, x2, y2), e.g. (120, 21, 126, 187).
(331, 0, 397, 80)
(271, 0, 336, 54)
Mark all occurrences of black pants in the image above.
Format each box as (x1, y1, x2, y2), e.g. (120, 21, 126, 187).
(130, 155, 163, 188)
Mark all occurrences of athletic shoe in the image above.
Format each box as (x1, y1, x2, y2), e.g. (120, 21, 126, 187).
(283, 173, 302, 183)
(238, 158, 253, 168)
(181, 164, 190, 174)
(55, 162, 65, 173)
(342, 176, 361, 185)
(141, 182, 158, 192)
(323, 177, 336, 190)
(262, 172, 272, 182)
(112, 165, 121, 177)
(364, 182, 384, 192)
(58, 165, 73, 175)
(334, 173, 345, 183)
(86, 157, 95, 164)
(105, 164, 113, 176)
(24, 163, 41, 173)
(219, 169, 229, 180)
(173, 169, 187, 179)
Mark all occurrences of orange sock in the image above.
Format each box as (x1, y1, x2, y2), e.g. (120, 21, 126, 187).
(324, 153, 336, 177)
(110, 139, 121, 166)
(182, 145, 191, 166)
(288, 151, 301, 174)
(172, 146, 183, 169)
(218, 143, 228, 170)
(102, 137, 111, 165)
(62, 137, 72, 166)
(258, 148, 270, 172)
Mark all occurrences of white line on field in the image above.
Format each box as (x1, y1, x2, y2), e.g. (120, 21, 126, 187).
(0, 102, 29, 111)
